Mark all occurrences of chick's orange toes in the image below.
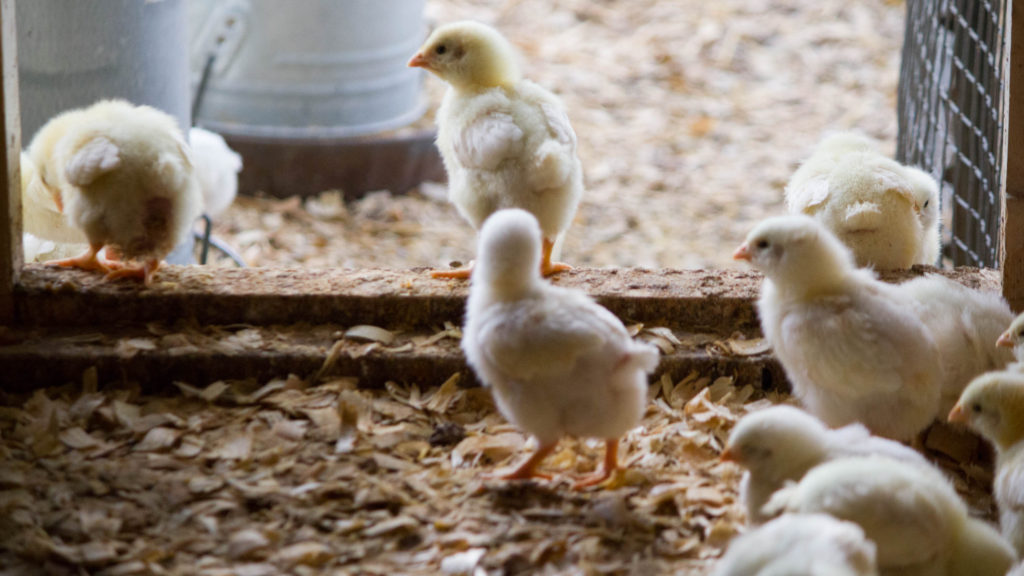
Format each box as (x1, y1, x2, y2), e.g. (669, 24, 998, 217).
(430, 263, 474, 280)
(485, 442, 557, 482)
(46, 245, 111, 273)
(541, 261, 572, 277)
(572, 439, 619, 490)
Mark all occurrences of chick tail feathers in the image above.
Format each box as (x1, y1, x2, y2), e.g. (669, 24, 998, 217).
(947, 518, 1016, 576)
(841, 201, 882, 232)
(65, 137, 122, 187)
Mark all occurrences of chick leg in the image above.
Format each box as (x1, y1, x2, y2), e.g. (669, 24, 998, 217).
(540, 237, 571, 277)
(104, 258, 161, 286)
(430, 261, 475, 280)
(485, 441, 558, 481)
(572, 439, 620, 489)
(46, 242, 112, 273)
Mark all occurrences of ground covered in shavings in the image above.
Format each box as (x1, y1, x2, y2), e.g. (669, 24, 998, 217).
(0, 371, 997, 576)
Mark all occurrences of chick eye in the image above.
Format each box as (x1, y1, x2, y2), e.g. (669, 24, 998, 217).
(435, 44, 447, 55)
(972, 403, 983, 414)
(923, 200, 930, 208)
(755, 240, 769, 249)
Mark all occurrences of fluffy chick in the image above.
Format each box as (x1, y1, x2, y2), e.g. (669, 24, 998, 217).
(409, 21, 583, 279)
(734, 215, 942, 441)
(949, 371, 1024, 557)
(720, 405, 931, 524)
(998, 312, 1024, 369)
(28, 100, 203, 285)
(712, 513, 879, 576)
(898, 275, 1014, 414)
(462, 209, 658, 488)
(785, 133, 939, 269)
(764, 457, 1016, 576)
(189, 127, 242, 218)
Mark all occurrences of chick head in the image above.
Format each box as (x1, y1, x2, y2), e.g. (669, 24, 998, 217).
(721, 405, 829, 479)
(474, 208, 542, 298)
(733, 215, 855, 288)
(817, 131, 877, 156)
(902, 166, 940, 234)
(950, 370, 1024, 450)
(997, 312, 1024, 350)
(408, 21, 521, 91)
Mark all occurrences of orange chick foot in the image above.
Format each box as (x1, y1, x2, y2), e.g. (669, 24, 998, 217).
(572, 467, 615, 489)
(572, 439, 620, 489)
(541, 261, 572, 277)
(46, 248, 112, 273)
(431, 262, 474, 280)
(104, 259, 160, 286)
(484, 441, 557, 482)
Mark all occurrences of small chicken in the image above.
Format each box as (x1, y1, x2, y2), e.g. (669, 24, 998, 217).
(785, 132, 940, 269)
(764, 457, 1017, 576)
(720, 405, 932, 524)
(898, 275, 1015, 414)
(409, 21, 583, 279)
(27, 100, 203, 285)
(712, 513, 879, 576)
(734, 215, 942, 441)
(462, 209, 658, 488)
(949, 371, 1024, 557)
(189, 127, 242, 219)
(998, 312, 1024, 369)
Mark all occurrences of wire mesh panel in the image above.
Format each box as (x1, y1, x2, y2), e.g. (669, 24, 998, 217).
(896, 0, 1008, 267)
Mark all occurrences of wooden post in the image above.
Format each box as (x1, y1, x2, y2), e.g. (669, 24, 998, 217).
(1003, 0, 1024, 311)
(0, 0, 20, 324)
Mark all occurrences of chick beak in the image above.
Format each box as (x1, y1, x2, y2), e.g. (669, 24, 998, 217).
(997, 331, 1014, 348)
(53, 191, 64, 213)
(407, 52, 430, 69)
(732, 243, 752, 262)
(948, 403, 967, 424)
(719, 446, 739, 463)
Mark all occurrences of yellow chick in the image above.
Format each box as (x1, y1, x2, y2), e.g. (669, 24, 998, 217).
(734, 216, 942, 441)
(712, 513, 879, 576)
(409, 21, 583, 279)
(898, 275, 1015, 414)
(764, 457, 1017, 576)
(785, 133, 940, 269)
(720, 405, 932, 524)
(27, 100, 203, 285)
(998, 312, 1024, 369)
(949, 371, 1024, 557)
(462, 209, 658, 488)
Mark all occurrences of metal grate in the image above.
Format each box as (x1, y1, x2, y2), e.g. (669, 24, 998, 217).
(896, 0, 1008, 267)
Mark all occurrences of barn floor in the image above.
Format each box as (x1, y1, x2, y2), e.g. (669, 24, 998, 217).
(0, 371, 998, 576)
(205, 0, 906, 271)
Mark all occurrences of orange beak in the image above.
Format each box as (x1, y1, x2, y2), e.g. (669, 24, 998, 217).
(53, 191, 64, 213)
(408, 52, 429, 69)
(948, 403, 967, 424)
(732, 243, 752, 262)
(719, 446, 739, 463)
(997, 331, 1015, 348)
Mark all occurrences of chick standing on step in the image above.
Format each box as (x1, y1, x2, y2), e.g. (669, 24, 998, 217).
(785, 132, 940, 269)
(462, 209, 658, 488)
(409, 21, 583, 279)
(949, 371, 1024, 557)
(763, 457, 1016, 576)
(720, 405, 932, 524)
(28, 100, 203, 285)
(734, 215, 942, 441)
(712, 513, 879, 576)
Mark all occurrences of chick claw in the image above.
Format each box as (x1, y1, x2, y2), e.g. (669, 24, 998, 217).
(484, 442, 557, 482)
(541, 237, 571, 277)
(431, 261, 474, 280)
(572, 439, 620, 490)
(46, 246, 113, 273)
(103, 259, 160, 286)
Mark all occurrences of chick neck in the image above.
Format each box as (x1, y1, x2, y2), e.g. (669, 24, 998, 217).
(767, 245, 857, 302)
(447, 57, 520, 95)
(473, 255, 540, 304)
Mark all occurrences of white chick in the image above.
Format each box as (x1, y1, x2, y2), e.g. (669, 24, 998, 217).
(712, 513, 879, 576)
(998, 312, 1024, 369)
(28, 99, 203, 285)
(720, 404, 932, 524)
(785, 133, 939, 269)
(189, 127, 242, 218)
(949, 371, 1024, 557)
(409, 21, 583, 279)
(764, 457, 1016, 576)
(734, 215, 942, 441)
(898, 275, 1015, 414)
(461, 209, 658, 488)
